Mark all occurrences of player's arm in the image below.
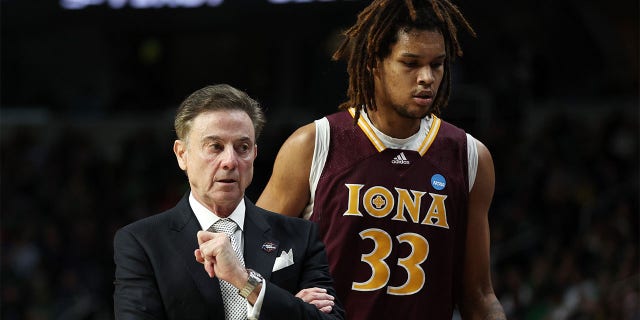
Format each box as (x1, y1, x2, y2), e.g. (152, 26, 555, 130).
(459, 139, 506, 320)
(257, 123, 316, 218)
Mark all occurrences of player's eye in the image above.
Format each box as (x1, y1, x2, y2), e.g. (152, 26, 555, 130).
(402, 61, 418, 67)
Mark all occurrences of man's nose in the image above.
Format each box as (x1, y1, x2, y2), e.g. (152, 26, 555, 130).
(220, 148, 238, 170)
(417, 67, 434, 85)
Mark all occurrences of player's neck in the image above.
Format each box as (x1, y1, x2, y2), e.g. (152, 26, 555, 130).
(366, 108, 421, 139)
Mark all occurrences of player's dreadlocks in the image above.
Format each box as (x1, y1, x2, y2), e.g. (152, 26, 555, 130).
(332, 0, 476, 122)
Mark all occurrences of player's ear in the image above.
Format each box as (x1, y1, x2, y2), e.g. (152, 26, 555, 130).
(370, 59, 381, 78)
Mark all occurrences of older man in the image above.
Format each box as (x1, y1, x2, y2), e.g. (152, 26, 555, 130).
(113, 84, 344, 320)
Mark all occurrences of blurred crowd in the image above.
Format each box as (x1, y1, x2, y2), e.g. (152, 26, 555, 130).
(1, 119, 182, 319)
(487, 105, 639, 319)
(1, 98, 637, 320)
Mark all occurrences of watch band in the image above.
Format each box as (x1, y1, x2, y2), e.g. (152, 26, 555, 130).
(238, 269, 263, 298)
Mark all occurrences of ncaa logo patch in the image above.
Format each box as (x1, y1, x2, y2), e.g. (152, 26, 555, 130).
(431, 174, 446, 190)
(262, 242, 277, 253)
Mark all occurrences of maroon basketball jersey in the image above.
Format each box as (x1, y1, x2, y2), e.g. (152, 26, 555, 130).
(311, 110, 469, 319)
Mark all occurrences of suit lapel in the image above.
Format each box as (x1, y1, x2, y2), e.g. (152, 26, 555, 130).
(167, 194, 225, 319)
(165, 195, 279, 318)
(243, 199, 278, 280)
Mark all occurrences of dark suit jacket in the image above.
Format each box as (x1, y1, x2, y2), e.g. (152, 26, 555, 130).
(114, 193, 345, 320)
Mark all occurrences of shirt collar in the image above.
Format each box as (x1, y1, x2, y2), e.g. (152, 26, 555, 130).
(360, 109, 432, 150)
(189, 192, 246, 232)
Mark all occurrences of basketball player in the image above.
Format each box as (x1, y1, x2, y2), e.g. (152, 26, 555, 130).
(257, 0, 506, 319)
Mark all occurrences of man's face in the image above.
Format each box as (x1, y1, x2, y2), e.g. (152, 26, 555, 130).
(373, 28, 446, 119)
(173, 109, 257, 216)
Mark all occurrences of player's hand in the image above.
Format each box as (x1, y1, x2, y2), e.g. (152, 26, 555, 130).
(194, 230, 245, 287)
(296, 287, 335, 313)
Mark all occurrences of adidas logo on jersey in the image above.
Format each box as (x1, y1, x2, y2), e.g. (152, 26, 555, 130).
(391, 152, 410, 165)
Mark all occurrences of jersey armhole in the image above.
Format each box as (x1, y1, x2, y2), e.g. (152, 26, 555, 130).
(303, 117, 330, 219)
(466, 133, 478, 192)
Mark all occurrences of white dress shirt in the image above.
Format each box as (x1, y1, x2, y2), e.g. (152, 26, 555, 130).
(190, 192, 266, 320)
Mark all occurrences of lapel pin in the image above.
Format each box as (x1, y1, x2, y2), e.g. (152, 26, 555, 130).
(262, 242, 277, 253)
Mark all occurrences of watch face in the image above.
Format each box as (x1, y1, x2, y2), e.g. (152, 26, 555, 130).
(249, 270, 263, 284)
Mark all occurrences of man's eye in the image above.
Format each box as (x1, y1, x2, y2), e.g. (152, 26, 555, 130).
(431, 62, 444, 69)
(403, 61, 418, 67)
(209, 143, 222, 151)
(238, 144, 250, 153)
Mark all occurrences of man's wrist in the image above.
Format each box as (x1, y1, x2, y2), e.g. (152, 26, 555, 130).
(239, 269, 263, 298)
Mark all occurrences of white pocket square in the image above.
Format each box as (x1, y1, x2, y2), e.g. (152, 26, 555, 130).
(272, 249, 294, 272)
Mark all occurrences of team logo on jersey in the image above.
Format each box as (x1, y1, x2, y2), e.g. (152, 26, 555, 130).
(391, 152, 410, 164)
(431, 174, 446, 190)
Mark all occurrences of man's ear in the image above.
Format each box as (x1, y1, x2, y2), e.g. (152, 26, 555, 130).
(173, 140, 187, 171)
(254, 144, 258, 160)
(370, 59, 381, 78)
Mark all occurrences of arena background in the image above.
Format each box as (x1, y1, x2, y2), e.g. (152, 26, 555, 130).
(1, 0, 638, 319)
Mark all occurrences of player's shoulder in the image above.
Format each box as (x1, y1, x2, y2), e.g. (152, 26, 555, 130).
(325, 109, 356, 126)
(431, 117, 471, 150)
(289, 122, 316, 143)
(437, 117, 467, 134)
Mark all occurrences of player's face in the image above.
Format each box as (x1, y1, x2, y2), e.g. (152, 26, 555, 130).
(373, 28, 446, 119)
(174, 110, 257, 216)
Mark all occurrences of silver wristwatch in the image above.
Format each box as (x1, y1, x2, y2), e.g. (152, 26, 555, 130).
(238, 269, 263, 298)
